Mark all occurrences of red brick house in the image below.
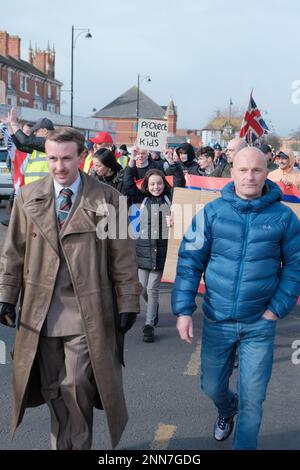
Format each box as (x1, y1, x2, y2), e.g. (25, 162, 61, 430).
(176, 129, 202, 148)
(0, 31, 62, 113)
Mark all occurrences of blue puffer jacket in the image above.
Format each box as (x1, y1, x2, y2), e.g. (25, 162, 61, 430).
(172, 180, 300, 323)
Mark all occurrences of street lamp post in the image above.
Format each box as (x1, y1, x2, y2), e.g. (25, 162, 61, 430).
(70, 25, 92, 127)
(228, 98, 233, 140)
(136, 73, 151, 131)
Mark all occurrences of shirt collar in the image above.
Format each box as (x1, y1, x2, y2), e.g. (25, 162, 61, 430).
(53, 172, 81, 198)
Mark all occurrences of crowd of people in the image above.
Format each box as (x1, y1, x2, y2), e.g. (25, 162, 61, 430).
(0, 109, 300, 450)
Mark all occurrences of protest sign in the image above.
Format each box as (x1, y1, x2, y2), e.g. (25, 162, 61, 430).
(137, 118, 168, 151)
(162, 187, 219, 282)
(162, 185, 300, 285)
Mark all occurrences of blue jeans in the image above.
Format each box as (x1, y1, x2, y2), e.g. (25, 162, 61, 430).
(200, 315, 276, 449)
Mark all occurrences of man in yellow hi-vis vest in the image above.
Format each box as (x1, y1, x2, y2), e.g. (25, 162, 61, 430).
(118, 144, 129, 169)
(24, 149, 50, 184)
(6, 113, 55, 185)
(83, 148, 94, 174)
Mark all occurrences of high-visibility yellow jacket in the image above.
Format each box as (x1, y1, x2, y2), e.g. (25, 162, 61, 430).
(24, 150, 49, 185)
(83, 153, 93, 173)
(118, 155, 128, 169)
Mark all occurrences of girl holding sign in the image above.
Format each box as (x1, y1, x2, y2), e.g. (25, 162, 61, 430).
(123, 149, 185, 343)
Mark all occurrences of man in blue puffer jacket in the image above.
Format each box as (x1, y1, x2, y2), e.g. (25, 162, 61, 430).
(172, 146, 300, 450)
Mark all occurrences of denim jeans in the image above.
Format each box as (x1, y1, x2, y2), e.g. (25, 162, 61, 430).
(200, 315, 276, 449)
(138, 269, 163, 326)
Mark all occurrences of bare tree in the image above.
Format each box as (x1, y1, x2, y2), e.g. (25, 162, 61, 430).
(289, 127, 300, 151)
(267, 134, 281, 152)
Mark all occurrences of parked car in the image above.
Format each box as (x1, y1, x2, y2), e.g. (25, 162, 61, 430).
(0, 147, 13, 203)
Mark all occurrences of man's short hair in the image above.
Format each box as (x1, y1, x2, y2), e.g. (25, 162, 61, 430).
(196, 146, 214, 159)
(46, 127, 85, 155)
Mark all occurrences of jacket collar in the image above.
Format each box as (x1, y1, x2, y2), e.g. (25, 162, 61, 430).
(221, 179, 282, 213)
(23, 171, 109, 254)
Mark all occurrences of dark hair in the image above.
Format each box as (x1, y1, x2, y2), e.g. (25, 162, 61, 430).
(93, 149, 120, 173)
(175, 143, 196, 161)
(196, 146, 214, 159)
(46, 127, 85, 155)
(141, 169, 171, 195)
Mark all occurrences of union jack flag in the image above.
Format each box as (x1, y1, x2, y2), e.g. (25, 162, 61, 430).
(240, 94, 269, 144)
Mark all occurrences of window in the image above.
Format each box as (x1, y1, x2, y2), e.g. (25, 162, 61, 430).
(7, 95, 17, 107)
(48, 83, 51, 99)
(20, 98, 29, 106)
(35, 81, 39, 96)
(0, 148, 8, 163)
(24, 76, 29, 92)
(20, 74, 28, 92)
(47, 103, 55, 113)
(8, 70, 13, 88)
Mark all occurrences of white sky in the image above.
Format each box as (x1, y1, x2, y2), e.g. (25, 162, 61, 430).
(2, 0, 300, 135)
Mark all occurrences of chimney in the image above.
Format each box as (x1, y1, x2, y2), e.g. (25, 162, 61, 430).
(32, 46, 55, 78)
(28, 41, 33, 63)
(8, 35, 21, 59)
(165, 98, 177, 135)
(0, 31, 9, 56)
(32, 50, 47, 73)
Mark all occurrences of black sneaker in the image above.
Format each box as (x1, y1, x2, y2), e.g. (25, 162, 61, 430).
(143, 325, 154, 343)
(213, 414, 235, 441)
(0, 217, 10, 227)
(153, 305, 159, 327)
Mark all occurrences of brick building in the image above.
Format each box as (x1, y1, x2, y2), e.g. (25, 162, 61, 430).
(0, 31, 62, 113)
(176, 129, 202, 148)
(93, 86, 188, 147)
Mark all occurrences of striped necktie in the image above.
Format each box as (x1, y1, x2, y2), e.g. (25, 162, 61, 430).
(57, 188, 73, 229)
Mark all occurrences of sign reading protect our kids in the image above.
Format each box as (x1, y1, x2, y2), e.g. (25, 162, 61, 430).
(137, 118, 168, 151)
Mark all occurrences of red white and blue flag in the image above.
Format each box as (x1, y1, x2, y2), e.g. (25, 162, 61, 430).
(240, 93, 269, 144)
(0, 123, 28, 192)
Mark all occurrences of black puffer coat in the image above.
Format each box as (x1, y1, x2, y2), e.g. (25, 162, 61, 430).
(136, 194, 171, 270)
(123, 163, 185, 270)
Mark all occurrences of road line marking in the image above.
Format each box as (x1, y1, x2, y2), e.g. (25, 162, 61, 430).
(183, 340, 201, 376)
(150, 423, 177, 450)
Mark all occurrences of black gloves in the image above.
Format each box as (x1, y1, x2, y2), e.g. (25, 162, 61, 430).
(0, 302, 16, 328)
(117, 312, 137, 335)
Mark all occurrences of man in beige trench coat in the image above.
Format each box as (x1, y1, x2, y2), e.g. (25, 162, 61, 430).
(0, 127, 142, 450)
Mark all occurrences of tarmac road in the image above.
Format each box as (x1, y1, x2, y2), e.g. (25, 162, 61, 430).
(0, 207, 300, 450)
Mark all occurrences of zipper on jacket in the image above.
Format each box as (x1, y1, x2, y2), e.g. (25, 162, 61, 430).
(231, 210, 250, 320)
